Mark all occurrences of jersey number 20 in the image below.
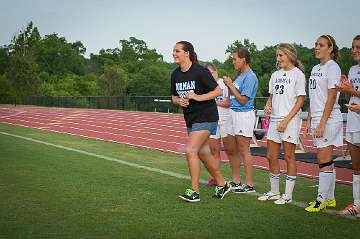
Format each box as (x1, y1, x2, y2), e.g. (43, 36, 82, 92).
(309, 79, 316, 90)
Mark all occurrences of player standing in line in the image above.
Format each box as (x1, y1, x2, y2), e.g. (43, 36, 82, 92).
(257, 43, 306, 204)
(170, 41, 231, 202)
(336, 35, 360, 219)
(304, 35, 343, 212)
(223, 48, 259, 193)
(205, 63, 239, 186)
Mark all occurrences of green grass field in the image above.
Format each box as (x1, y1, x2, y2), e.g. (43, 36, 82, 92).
(0, 123, 359, 239)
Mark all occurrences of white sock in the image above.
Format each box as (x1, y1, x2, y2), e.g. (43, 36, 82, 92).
(317, 171, 333, 203)
(270, 173, 280, 194)
(327, 168, 336, 200)
(285, 175, 296, 198)
(353, 174, 360, 209)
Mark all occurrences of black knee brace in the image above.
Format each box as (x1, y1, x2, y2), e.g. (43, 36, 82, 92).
(319, 160, 334, 169)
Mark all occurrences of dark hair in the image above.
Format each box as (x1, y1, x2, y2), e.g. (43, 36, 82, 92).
(320, 35, 339, 62)
(177, 41, 198, 63)
(233, 48, 251, 64)
(354, 35, 360, 41)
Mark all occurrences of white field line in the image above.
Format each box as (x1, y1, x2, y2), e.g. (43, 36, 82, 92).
(0, 130, 355, 220)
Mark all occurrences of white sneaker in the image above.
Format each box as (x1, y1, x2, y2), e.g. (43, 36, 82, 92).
(274, 194, 292, 205)
(258, 191, 281, 201)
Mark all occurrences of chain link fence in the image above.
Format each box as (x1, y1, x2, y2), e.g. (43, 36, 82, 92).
(0, 96, 349, 113)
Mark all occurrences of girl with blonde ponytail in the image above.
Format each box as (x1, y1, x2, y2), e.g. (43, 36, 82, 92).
(258, 43, 306, 205)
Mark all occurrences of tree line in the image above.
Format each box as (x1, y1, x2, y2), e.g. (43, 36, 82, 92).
(0, 22, 355, 100)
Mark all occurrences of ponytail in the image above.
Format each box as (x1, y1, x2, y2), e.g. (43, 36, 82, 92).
(177, 41, 198, 63)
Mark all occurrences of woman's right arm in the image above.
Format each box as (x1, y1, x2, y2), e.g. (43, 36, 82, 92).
(172, 95, 189, 107)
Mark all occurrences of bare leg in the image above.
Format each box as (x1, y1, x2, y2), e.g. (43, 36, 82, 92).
(236, 135, 253, 186)
(223, 135, 241, 183)
(186, 130, 212, 192)
(199, 138, 225, 186)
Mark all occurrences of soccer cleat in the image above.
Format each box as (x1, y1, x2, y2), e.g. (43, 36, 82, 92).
(230, 181, 244, 191)
(338, 204, 359, 217)
(325, 199, 336, 208)
(213, 181, 231, 199)
(178, 189, 200, 202)
(274, 194, 292, 205)
(207, 178, 216, 186)
(258, 191, 281, 201)
(308, 199, 336, 208)
(305, 200, 327, 212)
(233, 184, 256, 193)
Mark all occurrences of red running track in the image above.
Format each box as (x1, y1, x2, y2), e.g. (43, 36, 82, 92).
(0, 107, 353, 185)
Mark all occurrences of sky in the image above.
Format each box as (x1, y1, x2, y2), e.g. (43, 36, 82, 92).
(1, 0, 359, 62)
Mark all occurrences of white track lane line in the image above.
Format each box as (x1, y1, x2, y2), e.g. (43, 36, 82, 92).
(0, 130, 355, 220)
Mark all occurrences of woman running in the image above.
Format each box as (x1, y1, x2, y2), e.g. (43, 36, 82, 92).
(170, 41, 231, 202)
(304, 35, 343, 213)
(258, 43, 306, 204)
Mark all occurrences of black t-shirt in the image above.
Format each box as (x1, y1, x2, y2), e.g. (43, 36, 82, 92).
(170, 63, 219, 127)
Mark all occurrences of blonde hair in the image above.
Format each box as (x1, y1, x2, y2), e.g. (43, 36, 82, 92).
(277, 43, 305, 72)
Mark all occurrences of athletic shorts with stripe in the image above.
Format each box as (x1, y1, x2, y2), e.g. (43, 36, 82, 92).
(210, 114, 234, 139)
(311, 120, 343, 148)
(267, 117, 301, 145)
(345, 131, 360, 147)
(230, 110, 256, 138)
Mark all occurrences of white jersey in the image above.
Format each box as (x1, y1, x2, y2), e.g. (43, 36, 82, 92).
(309, 60, 342, 123)
(347, 65, 360, 132)
(215, 78, 231, 119)
(269, 67, 306, 121)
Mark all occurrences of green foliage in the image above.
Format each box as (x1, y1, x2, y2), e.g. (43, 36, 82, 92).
(0, 47, 10, 75)
(0, 22, 357, 100)
(0, 74, 15, 98)
(97, 65, 129, 96)
(128, 62, 170, 96)
(6, 54, 40, 98)
(8, 21, 40, 57)
(34, 33, 86, 75)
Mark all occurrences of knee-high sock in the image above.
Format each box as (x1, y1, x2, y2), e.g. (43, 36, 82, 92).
(317, 171, 333, 203)
(353, 174, 360, 209)
(270, 173, 280, 194)
(327, 168, 336, 200)
(285, 175, 296, 198)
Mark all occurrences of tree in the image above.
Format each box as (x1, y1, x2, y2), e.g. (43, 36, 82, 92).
(6, 54, 40, 98)
(0, 46, 10, 75)
(0, 74, 15, 99)
(97, 65, 128, 96)
(8, 21, 40, 57)
(127, 62, 170, 96)
(35, 33, 86, 75)
(226, 39, 258, 55)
